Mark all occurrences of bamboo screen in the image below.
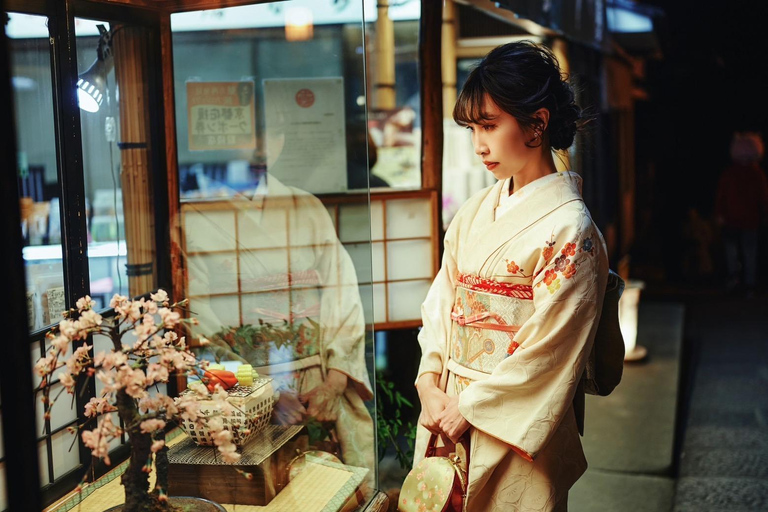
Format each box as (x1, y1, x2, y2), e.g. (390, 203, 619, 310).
(113, 25, 156, 297)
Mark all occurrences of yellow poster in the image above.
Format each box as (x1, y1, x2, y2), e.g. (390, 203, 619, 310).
(187, 81, 256, 151)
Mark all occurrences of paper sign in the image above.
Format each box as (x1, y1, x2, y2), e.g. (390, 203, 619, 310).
(187, 81, 256, 151)
(263, 78, 347, 194)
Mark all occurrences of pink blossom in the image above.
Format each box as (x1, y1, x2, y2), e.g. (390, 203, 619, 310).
(212, 430, 240, 463)
(186, 381, 209, 396)
(76, 295, 95, 312)
(58, 319, 79, 339)
(206, 416, 224, 432)
(158, 395, 179, 418)
(163, 331, 178, 344)
(51, 335, 70, 353)
(158, 308, 181, 329)
(149, 334, 167, 349)
(144, 300, 158, 315)
(110, 294, 129, 311)
(34, 353, 56, 377)
(211, 388, 233, 416)
(117, 366, 148, 399)
(65, 344, 92, 376)
(82, 415, 119, 465)
(84, 397, 115, 417)
(150, 290, 169, 306)
(140, 418, 166, 434)
(94, 351, 127, 371)
(174, 395, 201, 422)
(126, 301, 142, 322)
(146, 363, 169, 385)
(58, 371, 75, 389)
(78, 309, 102, 329)
(96, 370, 119, 394)
(139, 396, 161, 413)
(151, 440, 165, 453)
(160, 348, 194, 371)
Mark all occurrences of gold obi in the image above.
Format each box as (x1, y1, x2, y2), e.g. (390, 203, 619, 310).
(449, 273, 535, 375)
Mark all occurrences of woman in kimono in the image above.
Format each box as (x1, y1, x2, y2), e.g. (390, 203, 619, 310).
(414, 42, 609, 511)
(185, 171, 375, 477)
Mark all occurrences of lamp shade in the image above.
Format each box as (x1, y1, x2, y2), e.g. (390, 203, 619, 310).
(77, 57, 108, 113)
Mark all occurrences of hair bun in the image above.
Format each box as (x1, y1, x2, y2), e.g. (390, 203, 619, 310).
(548, 81, 581, 151)
(453, 41, 589, 152)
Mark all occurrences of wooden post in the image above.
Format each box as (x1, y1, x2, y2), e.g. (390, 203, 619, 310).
(374, 0, 396, 110)
(421, 0, 443, 253)
(159, 13, 184, 309)
(442, 0, 457, 118)
(420, 0, 443, 192)
(113, 26, 156, 296)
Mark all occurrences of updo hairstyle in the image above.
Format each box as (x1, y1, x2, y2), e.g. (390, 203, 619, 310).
(453, 41, 585, 151)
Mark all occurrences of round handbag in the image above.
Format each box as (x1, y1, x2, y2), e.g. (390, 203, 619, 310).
(398, 434, 467, 512)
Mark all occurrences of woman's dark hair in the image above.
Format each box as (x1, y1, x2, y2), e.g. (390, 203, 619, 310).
(453, 41, 586, 151)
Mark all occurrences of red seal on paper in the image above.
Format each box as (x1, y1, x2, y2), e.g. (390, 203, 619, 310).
(295, 88, 315, 108)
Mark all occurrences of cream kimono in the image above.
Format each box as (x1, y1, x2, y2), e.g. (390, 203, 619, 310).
(184, 175, 374, 474)
(415, 171, 609, 511)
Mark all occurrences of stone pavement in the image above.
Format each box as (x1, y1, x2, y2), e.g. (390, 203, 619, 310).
(672, 297, 768, 512)
(571, 302, 683, 512)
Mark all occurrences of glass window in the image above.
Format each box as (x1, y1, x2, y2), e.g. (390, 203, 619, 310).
(172, 1, 378, 507)
(9, 12, 66, 333)
(75, 18, 157, 302)
(364, 5, 422, 190)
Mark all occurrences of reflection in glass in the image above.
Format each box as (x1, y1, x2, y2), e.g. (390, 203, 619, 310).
(76, 19, 157, 300)
(172, 2, 377, 505)
(8, 12, 66, 332)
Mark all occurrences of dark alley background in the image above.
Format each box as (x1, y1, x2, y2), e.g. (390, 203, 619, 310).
(635, 0, 768, 291)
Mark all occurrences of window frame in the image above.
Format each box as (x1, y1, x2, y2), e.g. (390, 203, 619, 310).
(4, 0, 172, 507)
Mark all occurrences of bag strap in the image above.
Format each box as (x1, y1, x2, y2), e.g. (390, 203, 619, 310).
(425, 432, 471, 471)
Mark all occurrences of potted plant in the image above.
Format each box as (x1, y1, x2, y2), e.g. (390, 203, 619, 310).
(34, 290, 242, 512)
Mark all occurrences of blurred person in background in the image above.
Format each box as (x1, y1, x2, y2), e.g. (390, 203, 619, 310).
(715, 132, 768, 295)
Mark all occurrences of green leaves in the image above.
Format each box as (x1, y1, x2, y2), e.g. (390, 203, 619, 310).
(375, 373, 417, 470)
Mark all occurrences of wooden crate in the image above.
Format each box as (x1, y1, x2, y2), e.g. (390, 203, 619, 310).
(168, 424, 305, 506)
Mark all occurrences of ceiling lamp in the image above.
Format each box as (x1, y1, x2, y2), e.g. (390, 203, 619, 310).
(285, 7, 313, 42)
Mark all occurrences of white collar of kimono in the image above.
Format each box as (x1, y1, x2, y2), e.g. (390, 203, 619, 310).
(494, 171, 581, 220)
(462, 170, 584, 276)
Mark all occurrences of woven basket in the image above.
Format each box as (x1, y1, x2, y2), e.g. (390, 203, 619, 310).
(177, 377, 274, 446)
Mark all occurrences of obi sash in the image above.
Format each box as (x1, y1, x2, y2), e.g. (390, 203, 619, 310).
(449, 273, 535, 377)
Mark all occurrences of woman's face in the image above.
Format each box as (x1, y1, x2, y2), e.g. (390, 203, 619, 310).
(467, 95, 537, 181)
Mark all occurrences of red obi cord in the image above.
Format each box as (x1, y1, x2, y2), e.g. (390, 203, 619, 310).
(456, 273, 533, 300)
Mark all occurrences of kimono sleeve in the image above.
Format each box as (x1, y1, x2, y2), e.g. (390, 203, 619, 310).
(457, 214, 608, 461)
(311, 200, 373, 400)
(416, 220, 460, 383)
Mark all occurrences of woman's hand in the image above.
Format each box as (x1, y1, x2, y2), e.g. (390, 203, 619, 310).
(416, 373, 450, 434)
(437, 395, 470, 443)
(301, 369, 347, 422)
(274, 390, 307, 425)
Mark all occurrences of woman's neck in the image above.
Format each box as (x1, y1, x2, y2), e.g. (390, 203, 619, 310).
(509, 151, 559, 195)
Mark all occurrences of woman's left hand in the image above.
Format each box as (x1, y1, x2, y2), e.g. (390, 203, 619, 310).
(301, 369, 347, 422)
(437, 395, 470, 443)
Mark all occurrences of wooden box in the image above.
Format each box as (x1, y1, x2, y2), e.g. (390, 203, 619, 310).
(168, 424, 305, 506)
